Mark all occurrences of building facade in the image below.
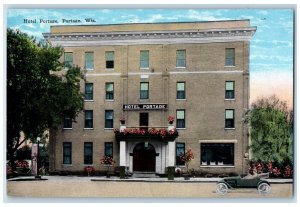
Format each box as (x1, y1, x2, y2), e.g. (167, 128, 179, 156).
(44, 20, 256, 175)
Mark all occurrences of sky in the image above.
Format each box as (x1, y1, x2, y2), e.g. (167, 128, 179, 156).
(6, 8, 294, 108)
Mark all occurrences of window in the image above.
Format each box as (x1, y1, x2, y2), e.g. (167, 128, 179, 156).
(177, 82, 186, 99)
(225, 109, 235, 128)
(201, 143, 234, 166)
(176, 110, 185, 128)
(85, 83, 93, 101)
(140, 50, 149, 68)
(140, 82, 149, 99)
(85, 110, 93, 129)
(105, 142, 113, 158)
(64, 52, 73, 68)
(176, 50, 186, 67)
(63, 116, 72, 129)
(105, 51, 114, 69)
(105, 83, 114, 100)
(225, 48, 235, 66)
(176, 143, 185, 166)
(85, 52, 94, 69)
(225, 81, 235, 99)
(63, 142, 72, 164)
(105, 110, 114, 128)
(84, 142, 93, 165)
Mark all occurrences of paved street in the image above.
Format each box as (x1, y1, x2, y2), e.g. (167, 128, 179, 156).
(6, 176, 293, 198)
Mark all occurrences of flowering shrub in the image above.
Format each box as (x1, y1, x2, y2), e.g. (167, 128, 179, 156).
(114, 127, 178, 139)
(168, 115, 175, 124)
(16, 160, 29, 168)
(119, 118, 125, 124)
(180, 149, 194, 173)
(84, 166, 95, 176)
(248, 160, 293, 178)
(100, 156, 116, 165)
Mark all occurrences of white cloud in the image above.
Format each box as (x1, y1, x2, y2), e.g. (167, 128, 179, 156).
(258, 10, 268, 15)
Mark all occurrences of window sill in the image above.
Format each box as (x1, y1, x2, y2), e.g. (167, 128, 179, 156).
(140, 67, 149, 70)
(140, 99, 149, 101)
(104, 128, 114, 130)
(63, 128, 73, 130)
(105, 68, 114, 70)
(62, 164, 73, 166)
(225, 128, 236, 130)
(84, 100, 94, 102)
(177, 128, 186, 130)
(224, 66, 236, 68)
(200, 165, 235, 168)
(176, 67, 186, 69)
(83, 164, 94, 166)
(176, 99, 186, 101)
(85, 68, 94, 70)
(225, 99, 235, 101)
(84, 128, 94, 130)
(105, 99, 115, 102)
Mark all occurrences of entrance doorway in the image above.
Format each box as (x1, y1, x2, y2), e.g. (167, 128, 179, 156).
(139, 112, 148, 130)
(133, 142, 156, 172)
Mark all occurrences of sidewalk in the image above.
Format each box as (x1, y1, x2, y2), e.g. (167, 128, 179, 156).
(7, 175, 293, 184)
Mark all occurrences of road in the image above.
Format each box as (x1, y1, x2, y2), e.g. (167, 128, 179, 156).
(6, 177, 293, 198)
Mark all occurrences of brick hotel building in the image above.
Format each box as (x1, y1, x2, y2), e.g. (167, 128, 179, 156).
(43, 20, 256, 175)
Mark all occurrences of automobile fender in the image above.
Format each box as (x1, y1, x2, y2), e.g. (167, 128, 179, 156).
(217, 181, 233, 189)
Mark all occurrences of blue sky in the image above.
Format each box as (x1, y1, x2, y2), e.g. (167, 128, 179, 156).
(6, 8, 294, 107)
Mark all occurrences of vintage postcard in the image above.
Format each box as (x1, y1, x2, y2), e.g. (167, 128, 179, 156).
(5, 6, 294, 201)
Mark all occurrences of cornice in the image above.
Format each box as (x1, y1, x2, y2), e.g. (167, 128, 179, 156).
(43, 27, 256, 46)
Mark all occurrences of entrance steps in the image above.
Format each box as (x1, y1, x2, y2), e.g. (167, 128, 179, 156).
(132, 172, 159, 178)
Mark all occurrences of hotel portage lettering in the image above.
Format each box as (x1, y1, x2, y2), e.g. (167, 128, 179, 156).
(123, 104, 167, 110)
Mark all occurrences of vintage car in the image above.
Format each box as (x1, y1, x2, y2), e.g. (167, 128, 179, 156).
(216, 173, 271, 195)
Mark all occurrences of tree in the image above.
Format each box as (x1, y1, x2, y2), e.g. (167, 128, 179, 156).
(7, 29, 84, 170)
(248, 95, 293, 163)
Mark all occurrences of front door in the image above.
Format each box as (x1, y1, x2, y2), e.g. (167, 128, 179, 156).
(133, 142, 156, 172)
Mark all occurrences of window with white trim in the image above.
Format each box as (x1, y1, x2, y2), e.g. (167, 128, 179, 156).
(64, 52, 73, 68)
(225, 48, 235, 66)
(140, 82, 149, 99)
(85, 110, 93, 128)
(105, 110, 114, 128)
(201, 143, 234, 166)
(85, 52, 94, 69)
(176, 143, 185, 166)
(105, 82, 114, 100)
(225, 81, 235, 99)
(177, 82, 186, 99)
(63, 142, 72, 164)
(176, 50, 186, 67)
(140, 50, 149, 68)
(63, 116, 72, 129)
(85, 83, 93, 100)
(176, 110, 185, 128)
(105, 51, 114, 69)
(84, 142, 93, 164)
(225, 109, 235, 128)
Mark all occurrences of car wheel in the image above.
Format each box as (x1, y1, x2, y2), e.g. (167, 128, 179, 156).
(216, 183, 229, 195)
(257, 183, 271, 195)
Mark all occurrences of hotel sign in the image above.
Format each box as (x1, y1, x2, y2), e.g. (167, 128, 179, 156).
(123, 104, 167, 110)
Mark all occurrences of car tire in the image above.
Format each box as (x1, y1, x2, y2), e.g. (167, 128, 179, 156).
(257, 182, 271, 195)
(216, 183, 229, 195)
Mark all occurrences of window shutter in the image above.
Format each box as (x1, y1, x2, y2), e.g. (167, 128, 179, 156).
(225, 110, 234, 119)
(177, 82, 185, 91)
(177, 110, 185, 119)
(106, 51, 114, 61)
(226, 82, 234, 90)
(106, 83, 114, 91)
(141, 83, 148, 90)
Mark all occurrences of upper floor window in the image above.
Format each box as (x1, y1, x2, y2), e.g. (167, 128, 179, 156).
(64, 52, 73, 68)
(177, 82, 186, 99)
(105, 51, 114, 69)
(63, 142, 72, 164)
(176, 50, 186, 68)
(176, 142, 185, 166)
(176, 109, 185, 129)
(105, 82, 114, 100)
(225, 81, 235, 99)
(140, 50, 149, 69)
(63, 116, 72, 129)
(140, 82, 149, 99)
(105, 110, 114, 129)
(85, 83, 93, 101)
(225, 109, 235, 129)
(225, 48, 235, 66)
(85, 110, 93, 129)
(85, 52, 94, 70)
(105, 142, 113, 158)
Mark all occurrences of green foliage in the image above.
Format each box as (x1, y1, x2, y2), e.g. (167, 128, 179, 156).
(248, 95, 293, 163)
(7, 28, 84, 164)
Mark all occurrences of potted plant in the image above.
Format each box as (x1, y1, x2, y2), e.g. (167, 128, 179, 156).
(167, 115, 175, 124)
(119, 118, 125, 125)
(100, 156, 116, 178)
(180, 149, 194, 180)
(84, 166, 95, 176)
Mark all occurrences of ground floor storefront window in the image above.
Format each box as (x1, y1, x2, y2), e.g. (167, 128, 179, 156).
(200, 143, 234, 166)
